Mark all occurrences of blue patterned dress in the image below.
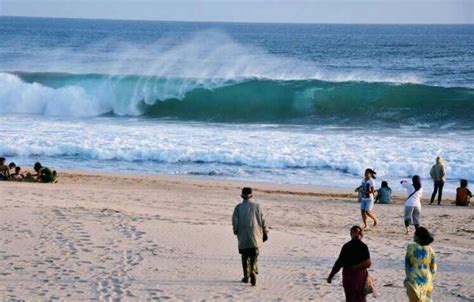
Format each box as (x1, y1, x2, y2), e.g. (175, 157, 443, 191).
(405, 242, 437, 302)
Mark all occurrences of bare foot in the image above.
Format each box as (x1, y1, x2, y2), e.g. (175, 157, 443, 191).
(373, 219, 378, 227)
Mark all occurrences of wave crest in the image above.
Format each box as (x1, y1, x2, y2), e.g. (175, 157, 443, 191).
(1, 72, 473, 126)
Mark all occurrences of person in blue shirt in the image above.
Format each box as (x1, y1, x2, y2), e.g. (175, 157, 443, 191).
(375, 181, 392, 204)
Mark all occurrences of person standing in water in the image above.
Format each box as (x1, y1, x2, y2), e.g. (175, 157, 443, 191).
(232, 187, 268, 286)
(401, 175, 423, 235)
(430, 156, 446, 205)
(356, 169, 378, 229)
(327, 226, 372, 302)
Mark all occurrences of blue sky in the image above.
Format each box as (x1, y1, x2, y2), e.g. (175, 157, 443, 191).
(1, 0, 473, 24)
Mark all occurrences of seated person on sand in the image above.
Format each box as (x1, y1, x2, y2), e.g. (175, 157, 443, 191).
(11, 166, 25, 181)
(33, 162, 57, 183)
(456, 179, 472, 206)
(375, 181, 392, 204)
(9, 162, 16, 175)
(0, 157, 11, 180)
(23, 172, 36, 183)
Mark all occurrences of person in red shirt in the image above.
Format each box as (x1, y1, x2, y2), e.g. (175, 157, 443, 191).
(456, 179, 472, 206)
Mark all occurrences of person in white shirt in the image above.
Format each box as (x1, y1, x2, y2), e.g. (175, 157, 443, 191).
(401, 175, 423, 235)
(356, 168, 378, 229)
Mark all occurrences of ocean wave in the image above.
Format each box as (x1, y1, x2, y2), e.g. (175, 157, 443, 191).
(1, 71, 473, 125)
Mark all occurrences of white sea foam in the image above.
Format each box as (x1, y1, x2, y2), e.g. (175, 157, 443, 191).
(1, 115, 473, 190)
(0, 73, 104, 116)
(0, 72, 199, 116)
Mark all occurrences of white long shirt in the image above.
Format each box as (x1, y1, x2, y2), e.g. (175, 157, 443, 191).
(401, 181, 423, 207)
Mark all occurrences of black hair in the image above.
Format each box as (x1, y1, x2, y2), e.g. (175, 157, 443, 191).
(34, 162, 42, 171)
(460, 179, 468, 188)
(241, 187, 252, 198)
(412, 175, 422, 191)
(0, 157, 5, 163)
(15, 166, 21, 172)
(8, 162, 16, 169)
(350, 225, 362, 233)
(350, 225, 363, 239)
(365, 168, 377, 179)
(381, 181, 389, 188)
(415, 226, 434, 246)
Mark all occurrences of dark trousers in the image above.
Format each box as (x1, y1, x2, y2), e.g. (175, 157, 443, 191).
(430, 181, 444, 204)
(239, 248, 259, 279)
(342, 268, 367, 302)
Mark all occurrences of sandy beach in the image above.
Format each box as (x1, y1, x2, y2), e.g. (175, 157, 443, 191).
(0, 171, 473, 301)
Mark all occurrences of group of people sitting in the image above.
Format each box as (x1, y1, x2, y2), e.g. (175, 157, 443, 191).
(0, 157, 57, 183)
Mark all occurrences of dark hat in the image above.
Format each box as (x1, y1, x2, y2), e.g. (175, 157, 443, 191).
(241, 187, 253, 199)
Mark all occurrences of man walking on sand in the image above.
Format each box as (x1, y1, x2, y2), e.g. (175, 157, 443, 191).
(430, 156, 446, 205)
(232, 187, 268, 286)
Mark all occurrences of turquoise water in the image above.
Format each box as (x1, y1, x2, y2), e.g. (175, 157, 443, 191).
(0, 17, 473, 190)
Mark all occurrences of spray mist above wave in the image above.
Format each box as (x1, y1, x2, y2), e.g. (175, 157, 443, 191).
(2, 30, 422, 84)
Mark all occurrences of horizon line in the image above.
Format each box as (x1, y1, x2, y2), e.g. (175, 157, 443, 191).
(1, 14, 473, 26)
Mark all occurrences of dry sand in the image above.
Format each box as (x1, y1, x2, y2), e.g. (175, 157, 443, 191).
(1, 171, 473, 301)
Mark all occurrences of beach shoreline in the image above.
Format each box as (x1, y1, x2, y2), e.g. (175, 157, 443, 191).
(26, 168, 464, 203)
(1, 170, 472, 300)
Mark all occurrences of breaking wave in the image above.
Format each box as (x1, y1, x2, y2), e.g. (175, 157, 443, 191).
(1, 72, 473, 126)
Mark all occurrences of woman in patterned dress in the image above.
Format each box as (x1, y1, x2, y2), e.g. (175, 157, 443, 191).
(405, 226, 437, 302)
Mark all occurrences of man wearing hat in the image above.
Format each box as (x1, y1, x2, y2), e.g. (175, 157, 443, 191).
(232, 187, 268, 286)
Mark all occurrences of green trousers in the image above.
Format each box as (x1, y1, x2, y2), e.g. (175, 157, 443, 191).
(239, 248, 259, 278)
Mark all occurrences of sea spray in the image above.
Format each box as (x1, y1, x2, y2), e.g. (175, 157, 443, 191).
(2, 31, 424, 84)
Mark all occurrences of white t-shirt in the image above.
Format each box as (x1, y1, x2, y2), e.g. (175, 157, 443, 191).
(401, 181, 423, 207)
(361, 178, 376, 201)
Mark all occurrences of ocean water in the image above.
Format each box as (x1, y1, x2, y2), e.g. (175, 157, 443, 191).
(1, 17, 473, 193)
